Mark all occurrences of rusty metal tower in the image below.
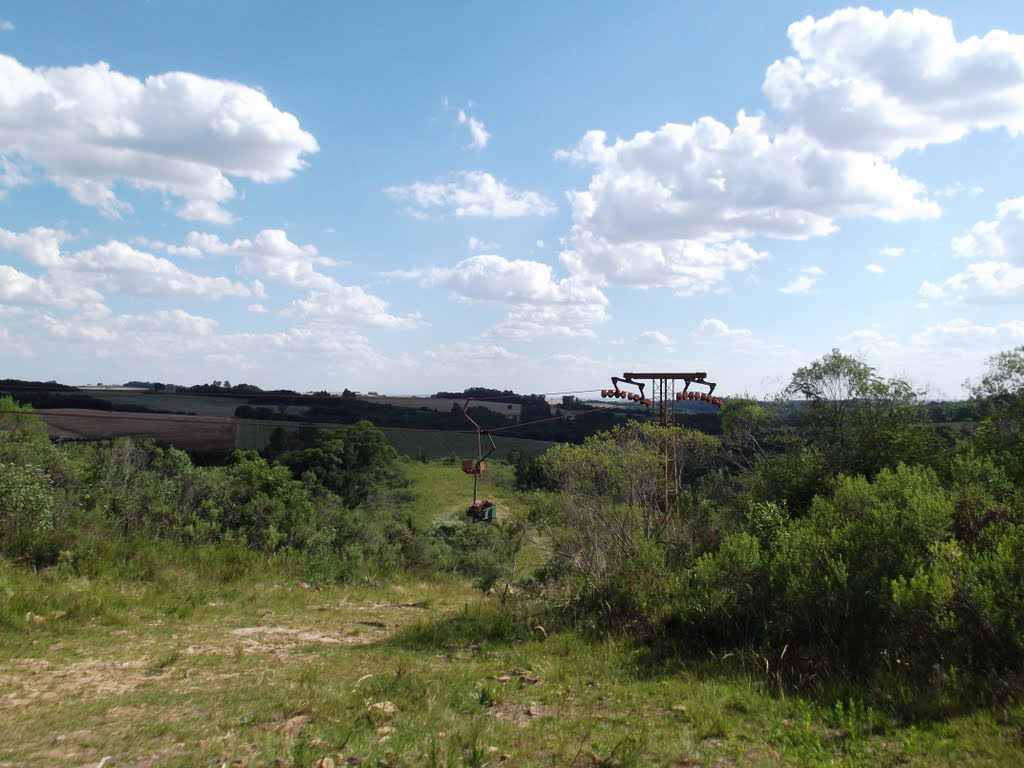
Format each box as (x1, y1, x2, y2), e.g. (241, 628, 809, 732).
(602, 372, 721, 519)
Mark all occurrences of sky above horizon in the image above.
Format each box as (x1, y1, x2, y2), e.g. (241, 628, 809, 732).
(2, 1, 1024, 399)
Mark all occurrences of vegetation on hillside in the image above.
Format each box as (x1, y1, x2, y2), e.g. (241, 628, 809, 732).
(2, 346, 1023, 747)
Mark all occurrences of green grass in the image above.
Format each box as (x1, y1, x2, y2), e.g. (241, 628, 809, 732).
(381, 429, 553, 461)
(397, 459, 523, 529)
(2, 555, 1021, 768)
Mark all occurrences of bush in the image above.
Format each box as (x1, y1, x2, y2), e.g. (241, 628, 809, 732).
(0, 461, 64, 566)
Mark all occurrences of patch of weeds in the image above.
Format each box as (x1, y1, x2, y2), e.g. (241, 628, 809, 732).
(391, 604, 535, 651)
(588, 733, 645, 768)
(147, 647, 181, 674)
(473, 682, 498, 709)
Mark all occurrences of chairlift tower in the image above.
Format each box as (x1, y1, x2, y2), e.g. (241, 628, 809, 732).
(602, 371, 722, 519)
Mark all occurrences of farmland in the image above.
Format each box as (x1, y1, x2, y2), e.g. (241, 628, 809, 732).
(34, 408, 237, 454)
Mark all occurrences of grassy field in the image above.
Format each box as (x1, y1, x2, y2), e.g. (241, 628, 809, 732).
(398, 460, 522, 529)
(2, 558, 1021, 768)
(2, 455, 1020, 766)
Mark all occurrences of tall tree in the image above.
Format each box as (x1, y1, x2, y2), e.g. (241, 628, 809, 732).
(785, 349, 926, 477)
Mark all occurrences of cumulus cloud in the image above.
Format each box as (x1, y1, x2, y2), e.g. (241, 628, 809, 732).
(951, 197, 1024, 260)
(62, 240, 253, 299)
(691, 318, 754, 339)
(394, 253, 609, 340)
(560, 229, 767, 294)
(413, 254, 607, 307)
(186, 228, 419, 329)
(840, 328, 904, 357)
(925, 198, 1024, 303)
(866, 263, 885, 274)
(189, 229, 335, 289)
(559, 114, 937, 245)
(457, 109, 490, 149)
(880, 246, 905, 257)
(557, 112, 935, 292)
(638, 330, 672, 345)
(912, 318, 1024, 349)
(763, 7, 1024, 156)
(0, 53, 318, 221)
(467, 236, 498, 251)
(780, 265, 824, 294)
(424, 342, 519, 364)
(386, 171, 555, 219)
(0, 226, 70, 267)
(0, 264, 104, 308)
(489, 304, 606, 340)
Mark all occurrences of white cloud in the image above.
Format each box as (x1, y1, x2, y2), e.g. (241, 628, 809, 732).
(919, 281, 945, 300)
(559, 114, 938, 245)
(560, 229, 767, 294)
(0, 53, 318, 221)
(840, 328, 903, 357)
(189, 229, 335, 289)
(247, 303, 267, 314)
(927, 199, 1024, 303)
(287, 281, 421, 329)
(779, 265, 824, 294)
(120, 309, 217, 336)
(556, 112, 935, 293)
(936, 181, 984, 198)
(489, 304, 605, 340)
(0, 226, 71, 266)
(186, 228, 419, 329)
(457, 109, 490, 149)
(912, 318, 1024, 349)
(880, 246, 905, 257)
(866, 263, 885, 274)
(638, 330, 671, 345)
(763, 7, 1024, 156)
(691, 318, 754, 339)
(62, 240, 253, 299)
(0, 264, 104, 308)
(0, 19, 12, 32)
(414, 254, 607, 308)
(386, 171, 555, 219)
(424, 342, 519, 364)
(467, 236, 498, 252)
(397, 253, 609, 339)
(951, 197, 1024, 261)
(134, 236, 202, 259)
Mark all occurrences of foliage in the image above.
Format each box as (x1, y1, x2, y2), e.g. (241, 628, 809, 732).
(278, 420, 400, 509)
(967, 345, 1024, 482)
(785, 348, 928, 478)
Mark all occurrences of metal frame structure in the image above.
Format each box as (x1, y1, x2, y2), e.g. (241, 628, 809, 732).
(608, 372, 719, 518)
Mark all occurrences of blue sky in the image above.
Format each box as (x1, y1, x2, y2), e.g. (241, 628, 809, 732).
(2, 1, 1024, 398)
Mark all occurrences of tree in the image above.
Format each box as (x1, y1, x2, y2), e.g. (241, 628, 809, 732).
(966, 346, 1024, 481)
(279, 421, 399, 508)
(540, 423, 718, 581)
(785, 349, 926, 477)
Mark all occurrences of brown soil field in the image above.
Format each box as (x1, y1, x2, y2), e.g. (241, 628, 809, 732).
(36, 409, 237, 453)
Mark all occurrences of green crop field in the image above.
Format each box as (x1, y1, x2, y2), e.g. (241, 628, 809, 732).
(235, 421, 553, 460)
